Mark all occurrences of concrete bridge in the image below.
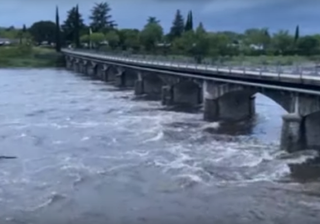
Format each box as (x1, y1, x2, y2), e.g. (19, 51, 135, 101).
(62, 49, 320, 153)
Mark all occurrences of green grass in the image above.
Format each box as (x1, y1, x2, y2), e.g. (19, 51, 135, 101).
(0, 45, 65, 68)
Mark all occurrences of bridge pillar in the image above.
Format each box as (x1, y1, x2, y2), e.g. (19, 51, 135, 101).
(134, 72, 144, 95)
(161, 85, 173, 105)
(87, 63, 96, 77)
(114, 69, 136, 88)
(101, 65, 109, 82)
(106, 67, 116, 82)
(66, 58, 72, 70)
(73, 61, 80, 73)
(170, 80, 202, 106)
(203, 81, 255, 121)
(95, 65, 103, 80)
(280, 113, 304, 153)
(114, 69, 124, 87)
(134, 73, 163, 99)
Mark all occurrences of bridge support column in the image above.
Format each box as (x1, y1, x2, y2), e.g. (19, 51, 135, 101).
(133, 73, 163, 99)
(114, 70, 124, 87)
(203, 81, 255, 121)
(170, 80, 202, 106)
(74, 63, 80, 73)
(87, 64, 96, 77)
(66, 59, 72, 70)
(101, 65, 108, 82)
(106, 67, 116, 82)
(96, 66, 104, 80)
(280, 113, 304, 153)
(82, 63, 88, 75)
(134, 72, 144, 95)
(161, 85, 173, 105)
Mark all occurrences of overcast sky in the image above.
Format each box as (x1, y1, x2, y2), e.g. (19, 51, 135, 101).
(0, 0, 319, 34)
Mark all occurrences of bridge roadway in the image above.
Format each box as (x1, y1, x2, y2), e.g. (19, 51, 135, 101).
(62, 49, 320, 153)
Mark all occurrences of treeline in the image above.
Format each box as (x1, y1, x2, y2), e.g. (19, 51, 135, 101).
(1, 2, 320, 60)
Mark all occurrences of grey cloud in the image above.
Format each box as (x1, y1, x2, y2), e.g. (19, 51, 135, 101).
(0, 0, 319, 34)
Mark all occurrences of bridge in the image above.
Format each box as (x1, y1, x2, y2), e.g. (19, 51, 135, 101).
(62, 49, 320, 153)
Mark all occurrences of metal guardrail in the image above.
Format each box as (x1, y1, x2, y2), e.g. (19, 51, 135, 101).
(62, 48, 320, 82)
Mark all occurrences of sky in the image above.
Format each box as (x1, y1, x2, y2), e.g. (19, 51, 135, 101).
(0, 0, 319, 34)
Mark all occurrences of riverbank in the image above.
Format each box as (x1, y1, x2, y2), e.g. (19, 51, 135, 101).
(0, 46, 65, 68)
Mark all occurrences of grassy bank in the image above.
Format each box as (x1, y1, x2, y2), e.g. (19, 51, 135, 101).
(0, 45, 65, 68)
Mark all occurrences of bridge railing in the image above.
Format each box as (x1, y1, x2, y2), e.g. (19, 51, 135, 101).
(63, 48, 320, 78)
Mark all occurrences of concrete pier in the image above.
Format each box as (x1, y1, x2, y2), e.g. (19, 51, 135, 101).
(142, 75, 163, 99)
(280, 113, 304, 153)
(203, 81, 255, 121)
(171, 81, 202, 106)
(161, 85, 173, 105)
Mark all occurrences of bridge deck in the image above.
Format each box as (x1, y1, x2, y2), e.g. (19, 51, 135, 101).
(62, 49, 320, 95)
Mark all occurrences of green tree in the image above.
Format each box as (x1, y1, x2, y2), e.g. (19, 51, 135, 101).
(55, 6, 61, 52)
(168, 9, 184, 40)
(22, 24, 27, 33)
(192, 22, 209, 63)
(294, 25, 299, 44)
(140, 18, 163, 52)
(147, 17, 160, 24)
(62, 6, 85, 45)
(89, 2, 116, 33)
(105, 31, 119, 49)
(171, 30, 195, 54)
(297, 35, 319, 55)
(184, 10, 193, 32)
(74, 5, 80, 47)
(80, 34, 90, 43)
(207, 33, 233, 57)
(29, 20, 56, 44)
(272, 30, 293, 55)
(90, 32, 105, 48)
(118, 29, 140, 51)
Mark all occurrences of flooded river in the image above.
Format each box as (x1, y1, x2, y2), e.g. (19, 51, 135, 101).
(0, 68, 320, 224)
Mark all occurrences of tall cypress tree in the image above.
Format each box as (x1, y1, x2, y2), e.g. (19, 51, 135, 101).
(294, 25, 299, 43)
(22, 24, 27, 33)
(55, 6, 61, 52)
(169, 9, 184, 40)
(184, 10, 193, 32)
(74, 4, 80, 48)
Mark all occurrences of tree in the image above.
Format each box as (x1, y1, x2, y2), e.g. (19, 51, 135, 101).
(207, 33, 233, 57)
(90, 32, 105, 48)
(184, 10, 193, 32)
(89, 2, 116, 33)
(29, 21, 56, 44)
(55, 6, 61, 52)
(294, 25, 299, 44)
(118, 29, 140, 51)
(168, 10, 184, 40)
(171, 30, 195, 54)
(140, 18, 163, 52)
(80, 34, 90, 43)
(147, 17, 160, 24)
(192, 22, 209, 63)
(74, 5, 80, 47)
(272, 30, 293, 55)
(297, 35, 319, 55)
(22, 24, 27, 33)
(62, 6, 85, 45)
(105, 30, 119, 49)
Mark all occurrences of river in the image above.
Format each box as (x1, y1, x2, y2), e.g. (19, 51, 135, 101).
(0, 68, 320, 224)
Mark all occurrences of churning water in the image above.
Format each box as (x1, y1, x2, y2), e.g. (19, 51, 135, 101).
(0, 68, 320, 224)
